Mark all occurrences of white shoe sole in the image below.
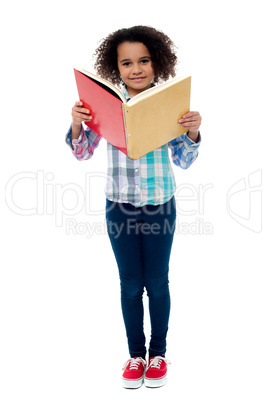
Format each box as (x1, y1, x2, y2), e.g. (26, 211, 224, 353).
(144, 375, 167, 388)
(121, 377, 144, 389)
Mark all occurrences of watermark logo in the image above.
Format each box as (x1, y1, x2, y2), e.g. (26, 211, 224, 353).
(226, 170, 262, 233)
(5, 170, 214, 236)
(5, 170, 107, 227)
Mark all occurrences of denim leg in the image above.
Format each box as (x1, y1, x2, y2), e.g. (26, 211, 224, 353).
(106, 202, 146, 358)
(105, 197, 176, 358)
(140, 197, 176, 356)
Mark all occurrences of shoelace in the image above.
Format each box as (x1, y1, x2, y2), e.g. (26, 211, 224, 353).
(149, 356, 171, 369)
(122, 357, 146, 371)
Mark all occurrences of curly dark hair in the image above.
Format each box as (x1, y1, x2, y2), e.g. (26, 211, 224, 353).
(94, 25, 177, 86)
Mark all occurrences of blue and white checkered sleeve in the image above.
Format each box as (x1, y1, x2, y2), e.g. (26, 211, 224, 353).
(65, 124, 102, 161)
(168, 132, 201, 169)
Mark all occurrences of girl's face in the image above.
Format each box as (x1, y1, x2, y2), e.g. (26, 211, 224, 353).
(117, 41, 155, 97)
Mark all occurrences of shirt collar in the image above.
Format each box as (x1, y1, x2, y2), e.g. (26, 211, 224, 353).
(121, 83, 155, 102)
(121, 85, 131, 102)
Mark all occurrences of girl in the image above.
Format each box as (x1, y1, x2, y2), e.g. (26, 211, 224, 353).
(65, 25, 202, 389)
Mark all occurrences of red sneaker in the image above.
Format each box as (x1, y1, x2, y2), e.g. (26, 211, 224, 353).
(144, 356, 170, 388)
(121, 357, 147, 389)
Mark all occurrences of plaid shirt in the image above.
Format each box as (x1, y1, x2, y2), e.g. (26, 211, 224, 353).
(65, 87, 201, 207)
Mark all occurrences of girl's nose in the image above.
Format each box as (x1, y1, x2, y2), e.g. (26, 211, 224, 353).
(132, 63, 142, 74)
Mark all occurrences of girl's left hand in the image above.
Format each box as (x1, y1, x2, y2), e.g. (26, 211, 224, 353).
(178, 111, 202, 141)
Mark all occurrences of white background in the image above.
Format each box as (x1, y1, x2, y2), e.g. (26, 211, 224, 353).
(1, 0, 266, 401)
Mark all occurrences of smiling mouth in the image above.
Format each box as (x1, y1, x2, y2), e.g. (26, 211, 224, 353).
(130, 77, 146, 81)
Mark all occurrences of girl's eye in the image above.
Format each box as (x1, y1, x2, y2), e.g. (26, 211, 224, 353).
(122, 59, 150, 67)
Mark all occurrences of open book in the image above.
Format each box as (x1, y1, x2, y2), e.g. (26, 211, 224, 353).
(74, 68, 191, 159)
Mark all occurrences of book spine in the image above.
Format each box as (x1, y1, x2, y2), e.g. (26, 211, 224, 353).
(121, 104, 133, 159)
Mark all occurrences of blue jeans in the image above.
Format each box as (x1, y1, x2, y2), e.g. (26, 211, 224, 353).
(105, 196, 176, 358)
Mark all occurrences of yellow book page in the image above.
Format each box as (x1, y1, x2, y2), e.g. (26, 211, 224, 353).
(124, 76, 191, 159)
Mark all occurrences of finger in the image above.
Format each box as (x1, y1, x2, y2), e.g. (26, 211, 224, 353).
(73, 112, 92, 122)
(73, 107, 91, 115)
(178, 122, 198, 128)
(77, 107, 91, 114)
(179, 116, 199, 121)
(182, 111, 199, 118)
(178, 117, 199, 124)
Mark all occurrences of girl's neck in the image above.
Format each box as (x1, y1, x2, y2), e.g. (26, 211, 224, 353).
(125, 83, 154, 98)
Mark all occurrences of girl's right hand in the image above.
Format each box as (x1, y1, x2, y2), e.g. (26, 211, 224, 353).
(71, 101, 92, 125)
